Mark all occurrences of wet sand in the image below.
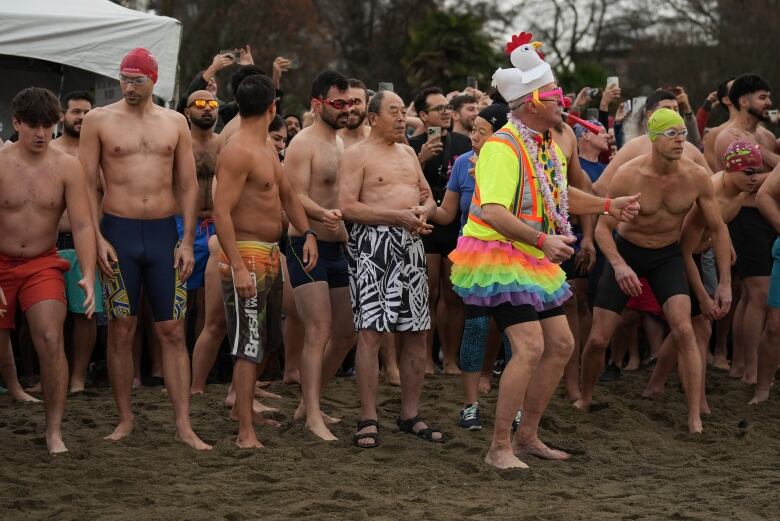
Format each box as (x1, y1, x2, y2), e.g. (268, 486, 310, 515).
(1, 367, 778, 520)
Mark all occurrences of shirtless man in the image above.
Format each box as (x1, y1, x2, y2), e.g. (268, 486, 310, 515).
(179, 90, 219, 338)
(181, 90, 220, 393)
(713, 74, 778, 383)
(213, 74, 317, 448)
(576, 109, 731, 433)
(339, 90, 443, 448)
(646, 141, 762, 410)
(0, 87, 96, 453)
(593, 89, 713, 197)
(50, 91, 104, 393)
(283, 71, 356, 441)
(79, 48, 209, 450)
(751, 160, 780, 403)
(337, 79, 370, 149)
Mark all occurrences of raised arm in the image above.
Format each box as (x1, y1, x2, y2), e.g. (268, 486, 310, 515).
(62, 156, 97, 317)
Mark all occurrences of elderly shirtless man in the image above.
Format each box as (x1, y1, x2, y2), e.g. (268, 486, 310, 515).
(576, 109, 731, 433)
(0, 87, 96, 453)
(79, 48, 209, 450)
(213, 74, 316, 448)
(284, 70, 356, 441)
(340, 90, 443, 448)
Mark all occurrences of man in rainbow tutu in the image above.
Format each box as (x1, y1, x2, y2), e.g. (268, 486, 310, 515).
(449, 32, 641, 469)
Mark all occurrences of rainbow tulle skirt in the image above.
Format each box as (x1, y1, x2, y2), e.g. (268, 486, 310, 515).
(449, 236, 571, 310)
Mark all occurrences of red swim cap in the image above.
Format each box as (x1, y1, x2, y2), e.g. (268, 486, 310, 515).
(120, 48, 158, 84)
(724, 140, 763, 173)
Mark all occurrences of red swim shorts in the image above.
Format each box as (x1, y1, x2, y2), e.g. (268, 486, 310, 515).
(625, 277, 663, 316)
(0, 249, 69, 329)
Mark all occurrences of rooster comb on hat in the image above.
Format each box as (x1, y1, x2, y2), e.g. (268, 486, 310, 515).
(492, 31, 554, 104)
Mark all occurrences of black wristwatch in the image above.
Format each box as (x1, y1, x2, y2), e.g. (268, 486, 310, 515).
(303, 229, 318, 240)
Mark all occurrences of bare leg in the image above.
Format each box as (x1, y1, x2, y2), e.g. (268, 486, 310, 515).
(380, 333, 400, 386)
(154, 320, 211, 450)
(292, 281, 336, 441)
(190, 249, 227, 394)
(751, 308, 780, 404)
(425, 254, 441, 374)
(107, 316, 138, 440)
(354, 330, 382, 446)
(398, 331, 433, 423)
(479, 319, 502, 395)
(193, 287, 206, 342)
(0, 335, 39, 402)
(438, 259, 463, 375)
(562, 284, 581, 401)
(25, 301, 69, 454)
(281, 255, 303, 384)
(233, 358, 262, 448)
(693, 317, 712, 414)
(730, 281, 748, 378)
(131, 316, 142, 390)
(514, 314, 575, 460)
(664, 295, 703, 433)
(645, 333, 677, 396)
(713, 298, 736, 370)
(69, 314, 96, 393)
(575, 308, 623, 410)
(485, 321, 544, 469)
(739, 277, 769, 384)
(643, 313, 666, 359)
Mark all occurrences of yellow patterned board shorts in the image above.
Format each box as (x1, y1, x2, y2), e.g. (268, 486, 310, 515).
(219, 241, 282, 364)
(100, 214, 187, 321)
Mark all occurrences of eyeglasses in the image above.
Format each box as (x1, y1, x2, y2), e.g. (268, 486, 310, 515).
(649, 128, 688, 139)
(118, 74, 150, 85)
(315, 98, 355, 110)
(189, 99, 219, 110)
(424, 104, 453, 114)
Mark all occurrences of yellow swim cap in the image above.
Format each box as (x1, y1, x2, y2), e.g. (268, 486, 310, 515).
(647, 108, 685, 141)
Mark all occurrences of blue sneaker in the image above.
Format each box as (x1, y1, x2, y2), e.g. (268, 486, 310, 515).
(458, 402, 482, 430)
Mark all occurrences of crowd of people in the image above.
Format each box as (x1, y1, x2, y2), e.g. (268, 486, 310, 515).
(1, 32, 780, 470)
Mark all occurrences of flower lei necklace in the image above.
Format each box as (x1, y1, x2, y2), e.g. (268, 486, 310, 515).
(508, 112, 572, 237)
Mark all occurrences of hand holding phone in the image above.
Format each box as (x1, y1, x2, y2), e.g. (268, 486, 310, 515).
(220, 49, 240, 62)
(606, 76, 619, 89)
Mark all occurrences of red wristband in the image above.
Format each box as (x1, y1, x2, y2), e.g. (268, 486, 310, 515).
(603, 198, 612, 215)
(535, 232, 547, 249)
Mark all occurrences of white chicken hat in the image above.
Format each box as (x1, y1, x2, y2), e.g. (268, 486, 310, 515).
(492, 32, 555, 103)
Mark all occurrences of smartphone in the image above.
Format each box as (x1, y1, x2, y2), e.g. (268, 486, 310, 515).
(622, 100, 632, 114)
(288, 55, 300, 70)
(606, 76, 619, 89)
(427, 126, 442, 140)
(769, 109, 778, 123)
(466, 76, 478, 90)
(220, 50, 239, 62)
(378, 82, 394, 93)
(586, 108, 599, 120)
(632, 96, 647, 112)
(587, 88, 599, 98)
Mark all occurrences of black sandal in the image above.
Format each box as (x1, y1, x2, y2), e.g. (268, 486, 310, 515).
(396, 415, 446, 443)
(352, 419, 380, 449)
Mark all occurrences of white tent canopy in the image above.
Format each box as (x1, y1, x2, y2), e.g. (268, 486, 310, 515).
(0, 0, 182, 101)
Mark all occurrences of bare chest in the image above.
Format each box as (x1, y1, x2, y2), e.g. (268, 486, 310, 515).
(0, 166, 64, 213)
(310, 146, 341, 190)
(636, 179, 696, 216)
(193, 141, 218, 180)
(101, 118, 178, 159)
(363, 151, 418, 188)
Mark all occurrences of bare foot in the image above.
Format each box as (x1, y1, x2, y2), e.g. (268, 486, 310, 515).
(175, 428, 212, 450)
(383, 369, 401, 386)
(9, 388, 41, 403)
(190, 388, 205, 396)
(255, 380, 272, 389)
(69, 382, 86, 394)
(566, 390, 581, 403)
(478, 375, 492, 395)
(729, 365, 744, 379)
(713, 356, 730, 371)
(254, 386, 281, 400)
(642, 386, 663, 399)
(425, 363, 435, 376)
(293, 402, 341, 424)
(484, 446, 529, 469)
(741, 373, 757, 385)
(688, 417, 703, 434)
(104, 420, 134, 441)
(235, 435, 264, 449)
(224, 395, 277, 413)
(46, 434, 68, 455)
(306, 420, 338, 441)
(572, 398, 591, 411)
(513, 438, 570, 460)
(749, 388, 770, 405)
(24, 382, 41, 393)
(132, 378, 141, 390)
(282, 370, 300, 385)
(443, 363, 461, 375)
(624, 358, 640, 371)
(229, 409, 282, 428)
(701, 401, 711, 415)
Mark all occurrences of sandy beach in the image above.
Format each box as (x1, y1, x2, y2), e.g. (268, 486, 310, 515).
(1, 367, 778, 520)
